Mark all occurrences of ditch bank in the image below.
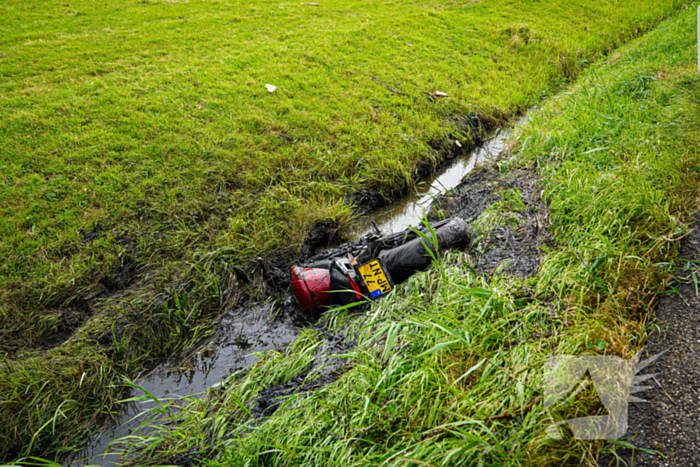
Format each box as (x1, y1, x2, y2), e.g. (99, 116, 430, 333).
(65, 118, 555, 466)
(601, 211, 700, 467)
(26, 114, 504, 466)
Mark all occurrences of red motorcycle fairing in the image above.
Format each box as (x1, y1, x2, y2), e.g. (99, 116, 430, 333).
(291, 266, 331, 314)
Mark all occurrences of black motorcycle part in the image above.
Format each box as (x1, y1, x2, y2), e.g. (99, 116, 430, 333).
(378, 217, 471, 284)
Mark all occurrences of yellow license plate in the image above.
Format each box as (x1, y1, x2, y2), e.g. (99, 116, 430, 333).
(357, 259, 393, 299)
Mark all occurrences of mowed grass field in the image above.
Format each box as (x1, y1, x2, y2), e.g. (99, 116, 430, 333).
(0, 0, 685, 460)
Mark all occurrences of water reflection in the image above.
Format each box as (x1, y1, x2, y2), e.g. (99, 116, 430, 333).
(64, 303, 301, 466)
(355, 126, 515, 236)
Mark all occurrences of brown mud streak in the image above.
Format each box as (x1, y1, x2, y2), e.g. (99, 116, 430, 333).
(0, 238, 139, 357)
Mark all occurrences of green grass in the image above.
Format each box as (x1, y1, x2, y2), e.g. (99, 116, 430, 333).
(102, 5, 700, 466)
(0, 0, 689, 460)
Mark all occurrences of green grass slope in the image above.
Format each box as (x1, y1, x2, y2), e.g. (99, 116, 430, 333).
(113, 5, 700, 466)
(0, 0, 687, 460)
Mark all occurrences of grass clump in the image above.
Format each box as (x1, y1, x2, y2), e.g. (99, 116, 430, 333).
(113, 5, 700, 466)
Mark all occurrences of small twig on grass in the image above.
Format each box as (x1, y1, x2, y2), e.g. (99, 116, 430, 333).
(651, 375, 676, 405)
(370, 77, 403, 95)
(348, 422, 377, 448)
(486, 396, 541, 420)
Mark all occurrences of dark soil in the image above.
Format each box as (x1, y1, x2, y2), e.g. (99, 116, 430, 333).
(214, 299, 305, 368)
(251, 328, 357, 419)
(298, 221, 344, 262)
(348, 188, 389, 216)
(601, 213, 700, 467)
(431, 164, 552, 278)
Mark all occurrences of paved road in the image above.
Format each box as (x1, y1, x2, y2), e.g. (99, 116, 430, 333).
(606, 214, 700, 466)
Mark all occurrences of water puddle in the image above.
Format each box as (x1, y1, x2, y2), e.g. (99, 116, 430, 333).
(63, 121, 519, 466)
(63, 303, 301, 466)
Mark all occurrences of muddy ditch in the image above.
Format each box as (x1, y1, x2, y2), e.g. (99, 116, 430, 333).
(244, 146, 554, 426)
(62, 300, 303, 466)
(239, 127, 554, 425)
(62, 116, 551, 466)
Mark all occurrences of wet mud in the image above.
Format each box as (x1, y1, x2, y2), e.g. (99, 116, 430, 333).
(251, 331, 355, 419)
(214, 301, 304, 369)
(431, 164, 552, 278)
(64, 302, 303, 466)
(236, 147, 552, 429)
(298, 221, 344, 262)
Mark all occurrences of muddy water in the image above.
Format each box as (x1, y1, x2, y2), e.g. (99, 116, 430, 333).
(63, 303, 301, 466)
(355, 126, 513, 236)
(63, 124, 517, 466)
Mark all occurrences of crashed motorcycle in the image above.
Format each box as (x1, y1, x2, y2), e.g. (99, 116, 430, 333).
(274, 217, 471, 315)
